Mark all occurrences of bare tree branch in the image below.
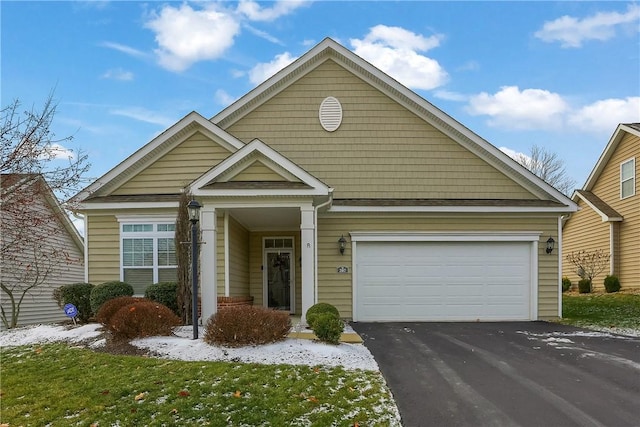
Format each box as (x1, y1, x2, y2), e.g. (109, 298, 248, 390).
(513, 145, 576, 196)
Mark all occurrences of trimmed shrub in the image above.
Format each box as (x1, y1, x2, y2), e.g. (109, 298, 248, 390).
(96, 296, 146, 327)
(109, 301, 181, 339)
(603, 275, 621, 293)
(306, 302, 340, 329)
(90, 281, 134, 314)
(53, 283, 94, 322)
(562, 277, 572, 293)
(313, 312, 344, 345)
(578, 279, 592, 294)
(204, 305, 291, 347)
(145, 282, 179, 316)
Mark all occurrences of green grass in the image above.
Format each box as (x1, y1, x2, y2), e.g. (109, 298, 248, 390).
(0, 344, 399, 426)
(561, 292, 640, 330)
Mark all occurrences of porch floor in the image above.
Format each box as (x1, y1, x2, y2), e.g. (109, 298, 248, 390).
(288, 316, 363, 344)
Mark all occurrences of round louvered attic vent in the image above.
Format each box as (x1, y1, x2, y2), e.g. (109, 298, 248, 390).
(319, 96, 342, 132)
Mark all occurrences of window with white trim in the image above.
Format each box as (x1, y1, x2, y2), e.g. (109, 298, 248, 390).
(121, 222, 176, 294)
(621, 158, 635, 199)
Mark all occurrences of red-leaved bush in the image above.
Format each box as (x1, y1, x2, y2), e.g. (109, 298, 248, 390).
(95, 296, 146, 327)
(109, 301, 181, 339)
(204, 305, 291, 347)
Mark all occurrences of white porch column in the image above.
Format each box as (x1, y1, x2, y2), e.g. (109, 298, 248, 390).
(300, 205, 316, 322)
(200, 206, 217, 323)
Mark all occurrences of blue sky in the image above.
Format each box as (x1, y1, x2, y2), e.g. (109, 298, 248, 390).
(3, 1, 639, 192)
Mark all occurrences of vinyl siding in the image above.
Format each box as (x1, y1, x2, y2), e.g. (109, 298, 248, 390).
(228, 161, 289, 182)
(563, 131, 639, 289)
(0, 197, 84, 329)
(225, 60, 536, 200)
(594, 132, 639, 289)
(112, 131, 233, 195)
(86, 209, 178, 285)
(562, 199, 610, 289)
(87, 214, 121, 284)
(316, 213, 560, 320)
(217, 212, 225, 296)
(228, 215, 250, 296)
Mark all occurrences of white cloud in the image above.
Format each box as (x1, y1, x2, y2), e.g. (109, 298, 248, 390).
(144, 3, 240, 72)
(568, 97, 640, 132)
(350, 25, 448, 90)
(433, 90, 468, 102)
(214, 89, 238, 106)
(236, 0, 311, 22)
(100, 41, 148, 59)
(248, 52, 298, 85)
(535, 4, 640, 48)
(49, 144, 75, 160)
(101, 68, 134, 81)
(243, 24, 284, 45)
(110, 107, 175, 127)
(466, 86, 569, 129)
(499, 146, 531, 163)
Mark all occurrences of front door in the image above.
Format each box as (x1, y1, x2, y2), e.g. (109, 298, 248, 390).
(264, 250, 293, 312)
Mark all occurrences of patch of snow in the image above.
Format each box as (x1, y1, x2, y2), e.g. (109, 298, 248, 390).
(0, 324, 380, 371)
(517, 330, 637, 340)
(0, 323, 103, 347)
(542, 337, 573, 344)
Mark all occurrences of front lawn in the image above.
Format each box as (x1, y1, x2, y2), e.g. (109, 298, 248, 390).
(0, 343, 400, 426)
(561, 291, 640, 331)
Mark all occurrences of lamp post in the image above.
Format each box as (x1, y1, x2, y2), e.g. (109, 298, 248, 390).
(187, 199, 202, 339)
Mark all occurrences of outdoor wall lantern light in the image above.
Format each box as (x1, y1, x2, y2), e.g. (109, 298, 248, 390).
(187, 199, 202, 339)
(338, 235, 347, 255)
(546, 236, 555, 254)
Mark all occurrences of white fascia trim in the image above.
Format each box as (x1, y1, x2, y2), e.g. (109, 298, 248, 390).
(349, 231, 542, 242)
(194, 189, 330, 197)
(190, 139, 330, 195)
(330, 205, 576, 213)
(574, 192, 623, 222)
(79, 202, 179, 210)
(73, 112, 245, 202)
(206, 200, 315, 209)
(116, 214, 177, 223)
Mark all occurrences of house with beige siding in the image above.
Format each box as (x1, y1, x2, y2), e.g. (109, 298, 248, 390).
(562, 123, 639, 290)
(73, 38, 577, 323)
(1, 174, 84, 328)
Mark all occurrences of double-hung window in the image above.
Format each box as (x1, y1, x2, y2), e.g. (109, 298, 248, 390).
(120, 221, 177, 294)
(620, 158, 635, 199)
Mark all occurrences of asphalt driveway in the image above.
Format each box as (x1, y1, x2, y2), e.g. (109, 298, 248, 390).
(351, 322, 640, 427)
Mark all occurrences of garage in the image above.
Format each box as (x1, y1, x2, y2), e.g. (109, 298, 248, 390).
(353, 235, 537, 322)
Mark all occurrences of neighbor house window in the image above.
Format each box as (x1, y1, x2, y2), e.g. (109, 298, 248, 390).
(621, 158, 635, 199)
(120, 221, 176, 294)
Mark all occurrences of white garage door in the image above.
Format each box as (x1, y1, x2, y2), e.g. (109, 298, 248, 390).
(355, 241, 533, 321)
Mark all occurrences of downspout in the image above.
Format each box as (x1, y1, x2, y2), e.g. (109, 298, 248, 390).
(557, 215, 563, 319)
(314, 190, 334, 304)
(609, 222, 615, 276)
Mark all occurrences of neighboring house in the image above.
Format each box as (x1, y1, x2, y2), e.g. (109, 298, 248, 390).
(0, 174, 84, 328)
(562, 123, 639, 290)
(73, 38, 576, 323)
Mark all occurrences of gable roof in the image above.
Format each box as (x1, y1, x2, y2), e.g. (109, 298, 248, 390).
(574, 190, 623, 222)
(578, 123, 640, 193)
(212, 37, 576, 210)
(72, 111, 245, 203)
(1, 173, 84, 252)
(189, 139, 331, 197)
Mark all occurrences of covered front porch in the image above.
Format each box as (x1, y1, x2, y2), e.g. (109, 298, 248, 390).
(198, 203, 319, 322)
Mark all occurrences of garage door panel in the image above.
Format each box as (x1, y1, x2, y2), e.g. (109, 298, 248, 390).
(355, 241, 532, 321)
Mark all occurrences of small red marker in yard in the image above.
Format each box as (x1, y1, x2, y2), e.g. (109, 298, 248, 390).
(178, 390, 190, 397)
